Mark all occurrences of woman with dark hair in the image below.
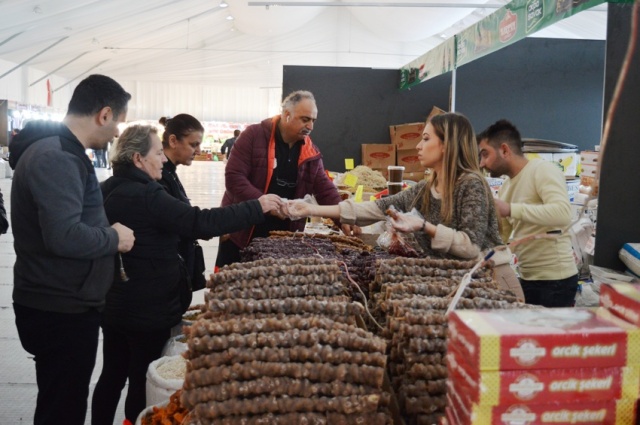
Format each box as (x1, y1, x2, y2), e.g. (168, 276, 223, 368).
(158, 114, 208, 290)
(91, 125, 282, 425)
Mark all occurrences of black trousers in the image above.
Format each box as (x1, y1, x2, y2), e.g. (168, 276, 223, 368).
(215, 238, 242, 268)
(520, 274, 579, 308)
(14, 303, 101, 425)
(91, 324, 170, 424)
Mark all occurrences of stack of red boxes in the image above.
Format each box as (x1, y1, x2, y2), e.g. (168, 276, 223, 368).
(446, 308, 639, 424)
(600, 282, 640, 421)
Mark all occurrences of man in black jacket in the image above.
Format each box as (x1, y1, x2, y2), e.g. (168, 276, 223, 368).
(9, 74, 135, 425)
(221, 128, 240, 158)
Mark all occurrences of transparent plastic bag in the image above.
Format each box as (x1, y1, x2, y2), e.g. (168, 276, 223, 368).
(286, 194, 317, 221)
(377, 206, 422, 257)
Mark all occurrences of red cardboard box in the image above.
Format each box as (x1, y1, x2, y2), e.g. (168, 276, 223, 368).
(446, 348, 640, 406)
(600, 283, 640, 327)
(389, 122, 424, 150)
(447, 308, 640, 371)
(447, 379, 637, 425)
(396, 148, 423, 172)
(361, 144, 396, 169)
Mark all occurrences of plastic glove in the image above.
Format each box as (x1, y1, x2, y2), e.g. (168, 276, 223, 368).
(391, 212, 425, 234)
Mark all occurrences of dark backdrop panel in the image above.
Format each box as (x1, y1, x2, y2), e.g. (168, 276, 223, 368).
(595, 3, 640, 269)
(283, 65, 451, 171)
(455, 38, 605, 150)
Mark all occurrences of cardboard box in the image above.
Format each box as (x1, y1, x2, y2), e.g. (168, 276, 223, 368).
(372, 167, 388, 180)
(396, 148, 422, 172)
(404, 170, 427, 181)
(447, 347, 640, 406)
(580, 150, 600, 166)
(426, 106, 447, 123)
(361, 144, 396, 169)
(447, 308, 640, 371)
(447, 379, 637, 425)
(581, 163, 598, 178)
(600, 283, 640, 327)
(524, 152, 554, 162)
(389, 122, 424, 150)
(553, 152, 579, 177)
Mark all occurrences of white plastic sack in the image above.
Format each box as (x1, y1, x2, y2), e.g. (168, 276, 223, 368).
(161, 335, 188, 357)
(145, 355, 185, 408)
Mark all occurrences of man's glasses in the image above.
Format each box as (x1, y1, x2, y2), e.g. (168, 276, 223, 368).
(276, 178, 296, 188)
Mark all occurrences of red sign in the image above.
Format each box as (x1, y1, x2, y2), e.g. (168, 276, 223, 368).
(499, 10, 518, 43)
(369, 152, 391, 159)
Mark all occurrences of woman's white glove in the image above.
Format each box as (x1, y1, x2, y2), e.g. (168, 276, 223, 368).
(287, 200, 317, 221)
(391, 212, 425, 233)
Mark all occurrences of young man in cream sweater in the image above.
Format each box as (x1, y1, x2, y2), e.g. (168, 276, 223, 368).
(477, 120, 578, 307)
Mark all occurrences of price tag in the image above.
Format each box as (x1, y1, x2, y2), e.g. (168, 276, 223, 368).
(354, 185, 364, 203)
(370, 195, 377, 201)
(344, 173, 358, 187)
(345, 158, 355, 170)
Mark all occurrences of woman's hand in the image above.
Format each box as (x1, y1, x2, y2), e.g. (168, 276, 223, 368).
(257, 194, 284, 214)
(391, 213, 425, 234)
(341, 224, 362, 236)
(287, 200, 317, 219)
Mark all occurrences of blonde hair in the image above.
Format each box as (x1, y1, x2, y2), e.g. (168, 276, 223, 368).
(111, 125, 158, 168)
(419, 112, 491, 225)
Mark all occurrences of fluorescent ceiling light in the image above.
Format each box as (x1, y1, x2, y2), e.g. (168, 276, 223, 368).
(219, 1, 229, 7)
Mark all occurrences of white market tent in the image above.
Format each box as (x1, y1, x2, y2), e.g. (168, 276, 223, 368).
(0, 0, 607, 122)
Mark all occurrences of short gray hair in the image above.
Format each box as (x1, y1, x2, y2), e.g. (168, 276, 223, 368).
(111, 125, 158, 167)
(281, 90, 315, 113)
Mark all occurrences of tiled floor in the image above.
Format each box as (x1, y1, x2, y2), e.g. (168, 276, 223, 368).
(0, 160, 226, 424)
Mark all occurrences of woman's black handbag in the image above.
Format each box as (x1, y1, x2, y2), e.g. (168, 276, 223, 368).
(191, 242, 207, 291)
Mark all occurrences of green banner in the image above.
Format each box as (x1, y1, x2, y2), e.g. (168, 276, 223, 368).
(456, 0, 605, 67)
(400, 38, 455, 90)
(399, 0, 606, 89)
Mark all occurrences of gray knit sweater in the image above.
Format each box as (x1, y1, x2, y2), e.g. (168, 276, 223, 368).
(373, 173, 502, 258)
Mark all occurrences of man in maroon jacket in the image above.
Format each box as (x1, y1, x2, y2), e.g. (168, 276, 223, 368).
(216, 90, 356, 267)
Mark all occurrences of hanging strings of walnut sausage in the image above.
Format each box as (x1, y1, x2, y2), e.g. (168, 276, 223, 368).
(182, 377, 383, 404)
(192, 394, 383, 419)
(188, 315, 372, 339)
(188, 328, 386, 355)
(185, 253, 395, 423)
(187, 345, 387, 371)
(194, 411, 392, 425)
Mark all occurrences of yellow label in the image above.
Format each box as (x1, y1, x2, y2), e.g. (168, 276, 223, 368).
(370, 195, 377, 201)
(345, 158, 355, 170)
(344, 173, 358, 187)
(354, 185, 364, 203)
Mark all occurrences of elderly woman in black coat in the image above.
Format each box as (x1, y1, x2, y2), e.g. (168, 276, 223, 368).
(91, 124, 282, 425)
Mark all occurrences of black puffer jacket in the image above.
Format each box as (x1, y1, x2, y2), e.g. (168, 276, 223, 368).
(101, 165, 265, 331)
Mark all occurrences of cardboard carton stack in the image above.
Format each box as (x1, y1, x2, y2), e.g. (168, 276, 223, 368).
(446, 308, 639, 424)
(361, 144, 396, 179)
(578, 150, 600, 200)
(388, 106, 446, 177)
(389, 122, 424, 174)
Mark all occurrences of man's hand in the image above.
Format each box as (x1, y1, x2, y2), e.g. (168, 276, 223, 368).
(112, 222, 135, 253)
(257, 194, 284, 214)
(494, 199, 511, 218)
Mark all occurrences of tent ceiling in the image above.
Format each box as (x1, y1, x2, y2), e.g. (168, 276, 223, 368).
(0, 0, 607, 90)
